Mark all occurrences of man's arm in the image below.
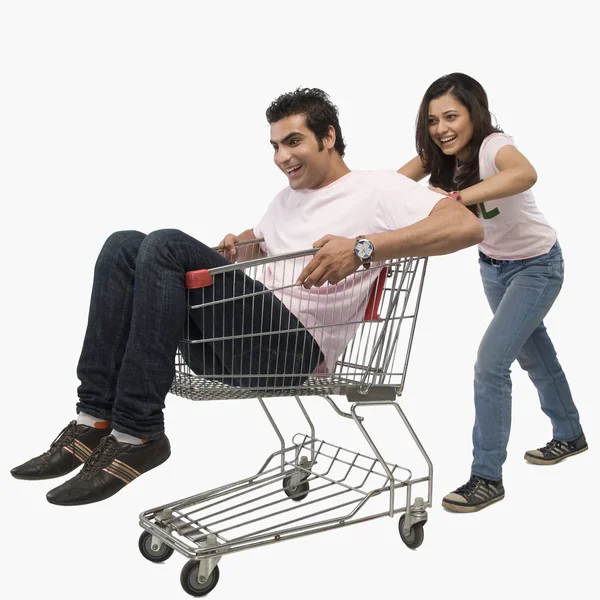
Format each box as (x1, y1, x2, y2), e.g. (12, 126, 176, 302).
(296, 198, 483, 288)
(218, 228, 265, 263)
(369, 197, 483, 260)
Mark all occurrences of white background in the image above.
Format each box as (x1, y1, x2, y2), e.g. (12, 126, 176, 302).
(1, 1, 596, 599)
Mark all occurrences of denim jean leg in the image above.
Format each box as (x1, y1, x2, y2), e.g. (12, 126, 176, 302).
(112, 228, 322, 438)
(516, 301, 582, 439)
(472, 260, 511, 481)
(472, 253, 565, 480)
(186, 258, 322, 387)
(76, 230, 146, 422)
(111, 229, 230, 439)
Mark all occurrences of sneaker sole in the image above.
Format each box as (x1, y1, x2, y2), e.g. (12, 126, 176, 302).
(442, 493, 505, 513)
(524, 444, 588, 465)
(11, 468, 81, 481)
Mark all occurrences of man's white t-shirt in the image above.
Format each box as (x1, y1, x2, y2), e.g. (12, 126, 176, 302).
(477, 133, 556, 259)
(253, 170, 443, 371)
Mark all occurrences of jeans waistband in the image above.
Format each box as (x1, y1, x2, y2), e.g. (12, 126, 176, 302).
(479, 241, 559, 267)
(478, 251, 521, 266)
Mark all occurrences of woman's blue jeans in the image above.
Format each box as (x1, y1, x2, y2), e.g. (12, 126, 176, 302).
(471, 241, 582, 481)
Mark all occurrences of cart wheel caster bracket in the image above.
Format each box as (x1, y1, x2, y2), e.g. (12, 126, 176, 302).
(398, 514, 425, 549)
(283, 474, 310, 501)
(180, 560, 220, 597)
(138, 530, 174, 563)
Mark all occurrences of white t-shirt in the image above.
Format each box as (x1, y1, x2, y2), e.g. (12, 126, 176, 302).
(477, 132, 556, 259)
(253, 170, 443, 371)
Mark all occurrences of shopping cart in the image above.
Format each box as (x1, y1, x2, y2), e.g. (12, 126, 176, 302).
(138, 240, 433, 597)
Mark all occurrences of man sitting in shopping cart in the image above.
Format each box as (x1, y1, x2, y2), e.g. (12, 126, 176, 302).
(11, 87, 483, 506)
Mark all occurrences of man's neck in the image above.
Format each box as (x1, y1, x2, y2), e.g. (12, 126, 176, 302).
(314, 158, 351, 189)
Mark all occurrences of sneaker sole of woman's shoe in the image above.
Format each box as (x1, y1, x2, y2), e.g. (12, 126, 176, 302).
(441, 494, 505, 513)
(524, 445, 588, 465)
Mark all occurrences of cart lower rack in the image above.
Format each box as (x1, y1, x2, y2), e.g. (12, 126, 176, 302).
(138, 245, 432, 596)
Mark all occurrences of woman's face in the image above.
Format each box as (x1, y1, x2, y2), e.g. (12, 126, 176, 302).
(428, 93, 474, 161)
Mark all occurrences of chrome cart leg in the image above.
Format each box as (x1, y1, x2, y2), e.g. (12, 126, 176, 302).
(197, 534, 221, 582)
(295, 396, 316, 464)
(322, 394, 364, 421)
(350, 401, 400, 516)
(390, 401, 433, 508)
(349, 399, 432, 550)
(258, 396, 318, 473)
(350, 400, 433, 511)
(258, 397, 286, 472)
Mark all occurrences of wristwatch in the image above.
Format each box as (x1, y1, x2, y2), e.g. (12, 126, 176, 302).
(354, 236, 374, 269)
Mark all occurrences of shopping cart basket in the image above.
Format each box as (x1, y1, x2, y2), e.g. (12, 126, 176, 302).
(138, 241, 432, 596)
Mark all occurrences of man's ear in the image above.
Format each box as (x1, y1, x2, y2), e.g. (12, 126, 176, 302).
(322, 125, 336, 150)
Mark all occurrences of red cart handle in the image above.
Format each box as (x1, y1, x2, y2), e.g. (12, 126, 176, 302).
(185, 269, 213, 289)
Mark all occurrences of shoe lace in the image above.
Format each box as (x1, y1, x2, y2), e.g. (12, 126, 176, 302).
(539, 439, 566, 455)
(79, 435, 120, 480)
(44, 420, 78, 456)
(455, 476, 482, 496)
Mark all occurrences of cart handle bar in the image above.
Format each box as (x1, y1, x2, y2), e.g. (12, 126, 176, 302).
(185, 246, 319, 289)
(184, 240, 389, 322)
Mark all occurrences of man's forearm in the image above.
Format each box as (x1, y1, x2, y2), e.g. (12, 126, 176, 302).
(235, 228, 257, 242)
(370, 201, 483, 260)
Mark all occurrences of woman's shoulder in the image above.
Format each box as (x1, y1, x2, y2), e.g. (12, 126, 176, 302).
(479, 132, 515, 161)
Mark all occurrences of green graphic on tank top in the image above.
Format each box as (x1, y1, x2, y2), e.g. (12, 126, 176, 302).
(479, 202, 500, 219)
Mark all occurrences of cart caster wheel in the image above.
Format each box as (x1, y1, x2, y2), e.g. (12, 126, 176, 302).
(180, 560, 220, 597)
(398, 514, 425, 549)
(138, 531, 174, 563)
(283, 475, 309, 501)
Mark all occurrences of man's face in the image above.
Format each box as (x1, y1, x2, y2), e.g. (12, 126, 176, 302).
(270, 114, 334, 190)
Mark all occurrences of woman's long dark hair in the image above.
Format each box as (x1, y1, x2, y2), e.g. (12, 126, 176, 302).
(415, 73, 502, 215)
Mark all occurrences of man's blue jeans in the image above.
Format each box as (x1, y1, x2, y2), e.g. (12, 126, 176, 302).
(75, 230, 322, 440)
(471, 241, 582, 481)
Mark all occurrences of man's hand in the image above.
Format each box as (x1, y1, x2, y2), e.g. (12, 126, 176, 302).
(296, 234, 361, 288)
(217, 233, 240, 262)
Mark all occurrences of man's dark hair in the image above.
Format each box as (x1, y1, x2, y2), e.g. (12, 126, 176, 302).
(266, 87, 346, 157)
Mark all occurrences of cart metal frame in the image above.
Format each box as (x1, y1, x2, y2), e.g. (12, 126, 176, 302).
(138, 242, 433, 596)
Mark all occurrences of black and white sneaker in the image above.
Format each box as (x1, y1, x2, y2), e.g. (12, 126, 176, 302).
(524, 432, 588, 465)
(442, 475, 505, 513)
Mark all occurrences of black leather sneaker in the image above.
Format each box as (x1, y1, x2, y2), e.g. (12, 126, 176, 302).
(524, 432, 588, 465)
(442, 475, 505, 513)
(11, 420, 111, 480)
(46, 433, 171, 506)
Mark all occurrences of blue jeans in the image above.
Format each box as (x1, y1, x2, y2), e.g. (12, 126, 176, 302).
(75, 230, 322, 440)
(471, 241, 582, 481)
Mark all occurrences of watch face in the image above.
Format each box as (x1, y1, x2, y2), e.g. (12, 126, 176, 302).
(355, 238, 373, 260)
